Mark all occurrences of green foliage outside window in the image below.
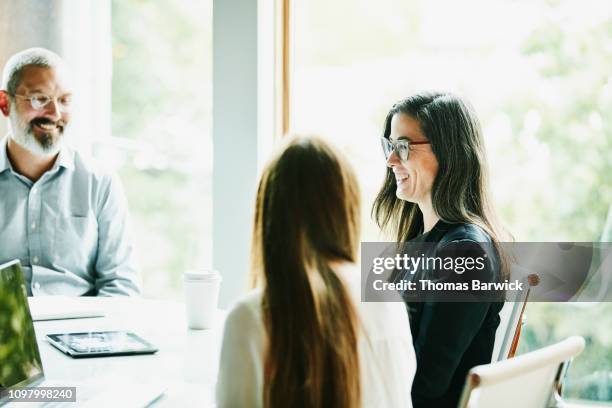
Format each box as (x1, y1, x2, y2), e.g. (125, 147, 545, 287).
(110, 0, 212, 299)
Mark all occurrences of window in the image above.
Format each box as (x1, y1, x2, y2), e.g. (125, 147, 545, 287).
(107, 0, 213, 299)
(292, 0, 612, 402)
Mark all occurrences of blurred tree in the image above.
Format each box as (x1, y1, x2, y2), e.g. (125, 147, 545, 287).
(110, 0, 212, 298)
(501, 6, 612, 241)
(511, 2, 612, 401)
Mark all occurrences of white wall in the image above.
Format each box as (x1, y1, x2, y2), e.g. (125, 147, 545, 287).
(213, 0, 260, 307)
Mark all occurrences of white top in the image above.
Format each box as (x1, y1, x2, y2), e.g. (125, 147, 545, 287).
(216, 264, 416, 407)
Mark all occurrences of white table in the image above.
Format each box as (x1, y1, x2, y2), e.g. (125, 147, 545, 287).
(17, 298, 610, 408)
(25, 298, 225, 407)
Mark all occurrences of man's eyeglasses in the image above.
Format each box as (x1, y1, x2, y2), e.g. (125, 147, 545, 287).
(13, 94, 72, 112)
(381, 137, 430, 162)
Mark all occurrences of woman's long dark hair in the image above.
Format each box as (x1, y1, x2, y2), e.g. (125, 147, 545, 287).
(372, 91, 509, 245)
(252, 136, 361, 408)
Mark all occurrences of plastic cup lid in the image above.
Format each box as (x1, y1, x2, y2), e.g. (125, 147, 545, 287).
(184, 270, 222, 282)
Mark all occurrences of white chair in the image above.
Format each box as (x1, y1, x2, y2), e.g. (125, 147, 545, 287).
(492, 273, 540, 361)
(458, 336, 585, 408)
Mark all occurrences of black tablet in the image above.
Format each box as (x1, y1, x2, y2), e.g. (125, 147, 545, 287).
(46, 331, 158, 358)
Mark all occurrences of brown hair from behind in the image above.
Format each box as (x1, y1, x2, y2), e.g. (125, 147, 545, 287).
(251, 136, 362, 408)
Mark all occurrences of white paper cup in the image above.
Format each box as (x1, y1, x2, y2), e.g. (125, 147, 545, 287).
(183, 270, 222, 330)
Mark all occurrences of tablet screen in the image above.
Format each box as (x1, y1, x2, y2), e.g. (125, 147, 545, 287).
(47, 331, 157, 356)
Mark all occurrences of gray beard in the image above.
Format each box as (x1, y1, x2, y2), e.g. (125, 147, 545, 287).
(8, 110, 63, 157)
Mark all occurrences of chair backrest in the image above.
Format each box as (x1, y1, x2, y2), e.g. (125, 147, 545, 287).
(458, 336, 585, 408)
(492, 273, 539, 361)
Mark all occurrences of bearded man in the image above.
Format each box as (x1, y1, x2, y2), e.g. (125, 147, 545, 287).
(0, 48, 141, 296)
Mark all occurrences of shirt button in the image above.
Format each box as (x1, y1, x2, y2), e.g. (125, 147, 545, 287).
(34, 282, 41, 290)
(33, 256, 39, 264)
(31, 187, 37, 194)
(31, 222, 37, 230)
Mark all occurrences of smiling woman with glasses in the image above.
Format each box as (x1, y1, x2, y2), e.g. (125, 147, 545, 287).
(372, 91, 511, 408)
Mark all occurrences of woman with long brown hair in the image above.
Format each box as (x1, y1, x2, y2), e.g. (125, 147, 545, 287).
(217, 136, 415, 407)
(373, 92, 508, 408)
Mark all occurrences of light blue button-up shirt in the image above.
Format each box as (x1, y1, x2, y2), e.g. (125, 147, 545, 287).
(0, 137, 141, 296)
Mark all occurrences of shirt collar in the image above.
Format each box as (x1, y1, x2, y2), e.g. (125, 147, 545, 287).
(0, 136, 75, 173)
(54, 143, 75, 171)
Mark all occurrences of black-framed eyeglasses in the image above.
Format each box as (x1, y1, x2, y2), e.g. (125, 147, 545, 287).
(381, 137, 430, 162)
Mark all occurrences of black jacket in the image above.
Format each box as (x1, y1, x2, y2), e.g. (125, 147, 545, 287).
(403, 220, 504, 408)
